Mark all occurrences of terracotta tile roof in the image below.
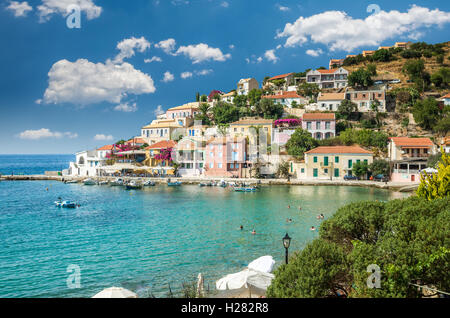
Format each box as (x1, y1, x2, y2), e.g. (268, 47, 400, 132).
(268, 73, 294, 81)
(317, 93, 346, 101)
(317, 69, 337, 74)
(441, 93, 450, 99)
(230, 118, 273, 125)
(97, 145, 114, 151)
(305, 146, 372, 155)
(145, 140, 177, 150)
(262, 91, 304, 99)
(444, 137, 450, 145)
(127, 137, 146, 144)
(167, 102, 200, 111)
(303, 113, 335, 120)
(389, 137, 434, 147)
(221, 91, 236, 97)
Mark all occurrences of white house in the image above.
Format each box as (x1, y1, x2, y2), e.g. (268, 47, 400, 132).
(306, 67, 348, 89)
(317, 93, 346, 111)
(237, 78, 259, 95)
(221, 91, 236, 103)
(262, 91, 307, 108)
(68, 145, 112, 177)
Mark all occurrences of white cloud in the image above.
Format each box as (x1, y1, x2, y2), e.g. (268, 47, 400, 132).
(257, 57, 263, 63)
(221, 1, 229, 8)
(37, 0, 102, 22)
(277, 5, 450, 52)
(6, 1, 32, 17)
(18, 128, 78, 140)
(171, 0, 189, 5)
(181, 71, 193, 79)
(154, 105, 164, 117)
(277, 4, 290, 12)
(162, 71, 175, 83)
(113, 36, 151, 63)
(144, 56, 162, 63)
(264, 50, 279, 63)
(94, 134, 114, 141)
(42, 59, 156, 105)
(276, 44, 282, 50)
(114, 102, 137, 112)
(306, 48, 323, 57)
(155, 38, 177, 54)
(195, 69, 213, 76)
(176, 43, 231, 64)
(229, 44, 235, 49)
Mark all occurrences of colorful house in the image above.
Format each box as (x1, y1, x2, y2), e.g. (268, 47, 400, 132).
(306, 67, 348, 89)
(345, 86, 387, 112)
(237, 78, 259, 95)
(144, 140, 177, 175)
(141, 119, 186, 145)
(388, 137, 436, 182)
(294, 146, 373, 180)
(262, 91, 307, 108)
(302, 113, 336, 140)
(204, 137, 247, 178)
(229, 117, 274, 145)
(174, 138, 205, 177)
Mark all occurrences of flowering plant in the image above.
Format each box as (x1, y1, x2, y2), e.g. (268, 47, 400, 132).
(154, 148, 173, 162)
(273, 118, 302, 127)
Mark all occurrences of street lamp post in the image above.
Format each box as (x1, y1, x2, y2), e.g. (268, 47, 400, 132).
(282, 233, 291, 264)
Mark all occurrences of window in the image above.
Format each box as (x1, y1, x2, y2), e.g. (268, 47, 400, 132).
(364, 159, 368, 164)
(301, 168, 305, 173)
(335, 156, 339, 163)
(241, 128, 244, 132)
(230, 164, 234, 169)
(324, 156, 329, 166)
(324, 168, 328, 174)
(209, 163, 213, 169)
(218, 163, 223, 169)
(234, 128, 237, 132)
(210, 152, 213, 158)
(313, 156, 318, 163)
(235, 163, 239, 169)
(307, 122, 312, 130)
(218, 152, 223, 158)
(357, 159, 361, 164)
(316, 121, 321, 129)
(334, 168, 339, 177)
(325, 122, 330, 129)
(348, 159, 352, 168)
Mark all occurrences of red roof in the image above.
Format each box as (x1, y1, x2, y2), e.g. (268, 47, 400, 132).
(389, 137, 434, 147)
(303, 113, 335, 120)
(97, 145, 114, 151)
(441, 93, 450, 99)
(317, 69, 337, 74)
(268, 73, 294, 81)
(263, 91, 304, 99)
(145, 140, 177, 150)
(305, 146, 372, 155)
(126, 137, 146, 144)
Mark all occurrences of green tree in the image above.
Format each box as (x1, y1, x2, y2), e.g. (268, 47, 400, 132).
(434, 117, 450, 135)
(200, 94, 208, 102)
(255, 98, 284, 119)
(233, 94, 248, 108)
(285, 128, 318, 158)
(352, 161, 369, 179)
(337, 99, 358, 119)
(276, 161, 290, 179)
(366, 63, 377, 76)
(247, 89, 262, 106)
(267, 239, 349, 298)
(212, 101, 239, 125)
(195, 92, 200, 102)
(194, 103, 211, 125)
(348, 68, 373, 87)
(412, 98, 441, 130)
(369, 159, 390, 176)
(297, 82, 320, 100)
(372, 49, 392, 62)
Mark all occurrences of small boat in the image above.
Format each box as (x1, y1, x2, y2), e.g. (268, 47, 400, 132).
(126, 181, 143, 190)
(110, 178, 124, 186)
(167, 181, 182, 186)
(234, 187, 257, 192)
(64, 180, 78, 184)
(143, 180, 156, 186)
(55, 200, 77, 208)
(98, 181, 109, 186)
(83, 178, 96, 185)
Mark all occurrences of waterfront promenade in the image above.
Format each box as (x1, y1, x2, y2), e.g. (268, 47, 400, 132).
(0, 174, 419, 192)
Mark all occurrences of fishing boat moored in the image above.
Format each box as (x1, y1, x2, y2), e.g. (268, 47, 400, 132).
(125, 180, 143, 190)
(167, 181, 182, 186)
(110, 178, 124, 186)
(83, 178, 96, 185)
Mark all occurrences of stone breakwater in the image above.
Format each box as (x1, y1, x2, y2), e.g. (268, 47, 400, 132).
(0, 175, 419, 192)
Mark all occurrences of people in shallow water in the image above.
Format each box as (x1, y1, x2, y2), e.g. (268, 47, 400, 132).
(251, 229, 256, 235)
(240, 225, 244, 230)
(286, 218, 293, 223)
(310, 226, 316, 231)
(287, 205, 290, 209)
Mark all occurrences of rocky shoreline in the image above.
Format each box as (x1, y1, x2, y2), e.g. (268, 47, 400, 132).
(0, 174, 419, 192)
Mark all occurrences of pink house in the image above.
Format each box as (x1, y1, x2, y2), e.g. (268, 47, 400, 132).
(302, 113, 336, 140)
(204, 137, 247, 178)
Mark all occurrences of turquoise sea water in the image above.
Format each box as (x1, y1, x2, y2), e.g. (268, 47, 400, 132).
(0, 180, 408, 298)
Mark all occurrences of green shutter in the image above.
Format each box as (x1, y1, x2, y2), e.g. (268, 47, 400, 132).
(348, 159, 352, 168)
(324, 156, 329, 166)
(313, 156, 318, 163)
(334, 168, 339, 177)
(335, 156, 339, 163)
(313, 168, 318, 177)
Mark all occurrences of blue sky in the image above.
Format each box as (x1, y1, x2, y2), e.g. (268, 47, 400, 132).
(1, 0, 449, 154)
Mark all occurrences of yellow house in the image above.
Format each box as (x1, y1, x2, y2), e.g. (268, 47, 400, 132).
(293, 146, 373, 180)
(229, 117, 274, 145)
(143, 140, 177, 174)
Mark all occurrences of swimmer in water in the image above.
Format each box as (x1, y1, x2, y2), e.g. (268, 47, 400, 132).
(240, 225, 244, 230)
(251, 229, 256, 235)
(287, 205, 290, 209)
(310, 226, 316, 231)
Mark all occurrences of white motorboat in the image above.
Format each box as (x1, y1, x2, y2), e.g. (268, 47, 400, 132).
(83, 178, 96, 185)
(110, 178, 124, 186)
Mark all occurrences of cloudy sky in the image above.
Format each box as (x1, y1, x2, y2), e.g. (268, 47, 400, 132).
(1, 0, 449, 154)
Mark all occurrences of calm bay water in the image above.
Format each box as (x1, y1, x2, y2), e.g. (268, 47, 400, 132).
(0, 154, 74, 175)
(0, 179, 408, 298)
